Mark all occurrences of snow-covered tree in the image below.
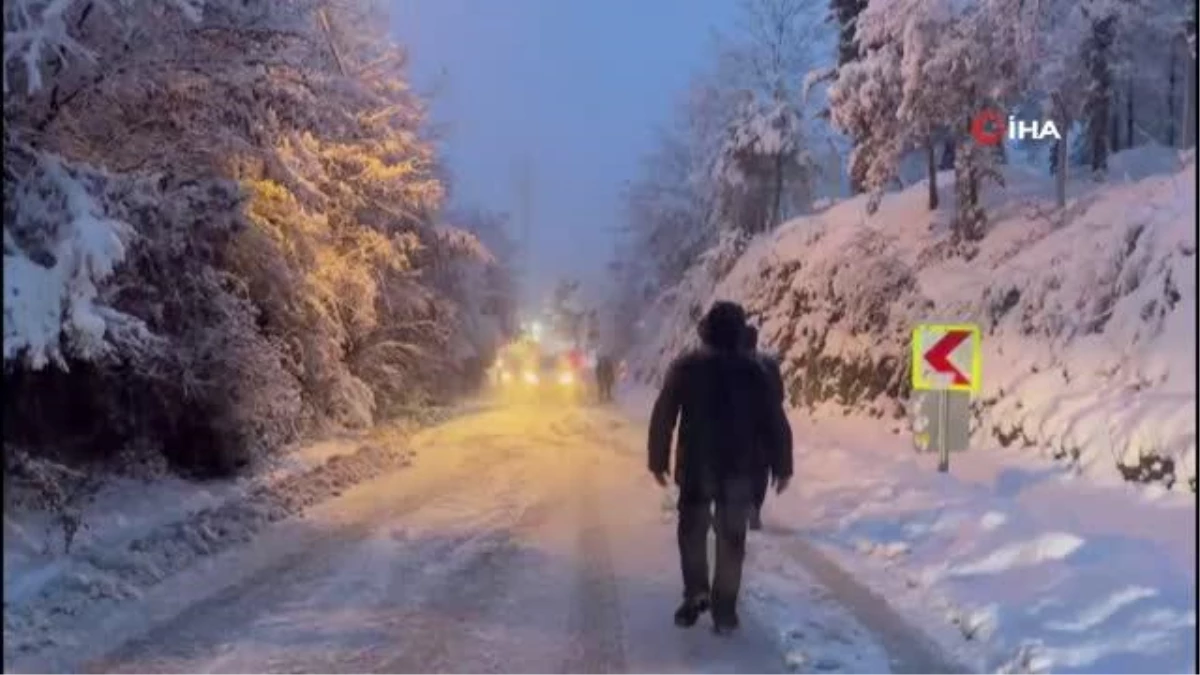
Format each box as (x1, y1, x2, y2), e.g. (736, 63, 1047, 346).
(827, 32, 905, 212)
(715, 0, 840, 207)
(3, 0, 503, 474)
(549, 278, 587, 348)
(719, 0, 830, 96)
(620, 112, 713, 295)
(2, 148, 158, 370)
(830, 0, 1036, 237)
(825, 0, 870, 193)
(711, 91, 815, 233)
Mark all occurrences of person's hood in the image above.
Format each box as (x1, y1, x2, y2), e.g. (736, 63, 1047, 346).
(697, 301, 747, 352)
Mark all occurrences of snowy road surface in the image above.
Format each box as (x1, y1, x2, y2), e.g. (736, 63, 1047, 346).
(67, 402, 957, 674)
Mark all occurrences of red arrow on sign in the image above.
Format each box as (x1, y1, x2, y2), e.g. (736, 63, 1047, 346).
(924, 330, 972, 385)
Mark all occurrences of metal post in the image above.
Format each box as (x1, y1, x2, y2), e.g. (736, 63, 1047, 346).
(513, 156, 534, 307)
(937, 389, 949, 472)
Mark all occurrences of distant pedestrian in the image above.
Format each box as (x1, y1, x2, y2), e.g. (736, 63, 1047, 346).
(595, 354, 615, 402)
(740, 324, 792, 531)
(647, 301, 789, 634)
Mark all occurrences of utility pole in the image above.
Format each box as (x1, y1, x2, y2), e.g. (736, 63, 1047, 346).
(515, 155, 534, 310)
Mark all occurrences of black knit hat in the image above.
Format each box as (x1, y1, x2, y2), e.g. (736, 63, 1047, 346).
(698, 301, 747, 352)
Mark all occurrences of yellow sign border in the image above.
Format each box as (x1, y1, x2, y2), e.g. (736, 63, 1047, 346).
(911, 323, 982, 394)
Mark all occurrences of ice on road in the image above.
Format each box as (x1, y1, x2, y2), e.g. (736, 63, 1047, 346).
(72, 403, 952, 674)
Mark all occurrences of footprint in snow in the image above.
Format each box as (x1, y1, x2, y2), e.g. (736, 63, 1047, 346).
(786, 650, 843, 673)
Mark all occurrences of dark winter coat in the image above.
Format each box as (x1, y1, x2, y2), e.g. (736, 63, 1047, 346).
(755, 352, 793, 479)
(648, 303, 790, 488)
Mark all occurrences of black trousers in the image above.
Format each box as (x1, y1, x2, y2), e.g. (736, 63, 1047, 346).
(751, 469, 769, 512)
(596, 374, 613, 400)
(677, 474, 753, 618)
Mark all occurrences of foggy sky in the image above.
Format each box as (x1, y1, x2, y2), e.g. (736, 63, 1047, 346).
(391, 0, 740, 309)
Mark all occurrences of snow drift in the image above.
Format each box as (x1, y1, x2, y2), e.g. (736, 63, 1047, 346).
(631, 148, 1196, 491)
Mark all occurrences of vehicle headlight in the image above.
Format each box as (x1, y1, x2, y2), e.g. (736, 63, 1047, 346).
(523, 370, 539, 384)
(558, 371, 575, 385)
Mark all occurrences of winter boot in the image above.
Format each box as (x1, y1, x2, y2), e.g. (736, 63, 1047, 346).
(712, 610, 740, 635)
(673, 595, 710, 627)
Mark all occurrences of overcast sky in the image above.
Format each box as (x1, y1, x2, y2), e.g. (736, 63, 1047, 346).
(391, 0, 740, 308)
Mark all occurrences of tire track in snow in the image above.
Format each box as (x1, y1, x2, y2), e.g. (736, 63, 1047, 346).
(84, 446, 523, 674)
(210, 449, 544, 674)
(563, 451, 627, 674)
(97, 406, 597, 673)
(372, 452, 565, 673)
(761, 527, 967, 674)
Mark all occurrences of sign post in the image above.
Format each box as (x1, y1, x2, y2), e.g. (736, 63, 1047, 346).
(911, 324, 981, 472)
(937, 389, 949, 472)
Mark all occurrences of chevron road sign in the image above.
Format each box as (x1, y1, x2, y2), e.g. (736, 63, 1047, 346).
(910, 323, 980, 472)
(911, 323, 982, 394)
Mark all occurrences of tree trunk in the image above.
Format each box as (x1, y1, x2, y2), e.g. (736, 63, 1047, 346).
(1125, 76, 1134, 149)
(1109, 85, 1121, 152)
(1086, 15, 1116, 176)
(771, 154, 784, 231)
(1168, 44, 1178, 146)
(954, 116, 985, 241)
(1049, 92, 1070, 209)
(848, 170, 864, 196)
(926, 138, 939, 210)
(940, 139, 956, 170)
(1182, 49, 1197, 148)
(833, 0, 869, 197)
(1056, 125, 1069, 209)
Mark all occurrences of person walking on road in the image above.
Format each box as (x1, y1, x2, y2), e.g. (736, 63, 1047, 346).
(740, 324, 793, 531)
(647, 301, 790, 634)
(595, 354, 615, 402)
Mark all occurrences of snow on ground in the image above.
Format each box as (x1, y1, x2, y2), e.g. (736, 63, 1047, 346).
(3, 433, 362, 595)
(8, 402, 910, 674)
(780, 414, 1196, 674)
(0, 408, 477, 663)
(616, 391, 958, 673)
(631, 146, 1196, 492)
(621, 387, 1196, 673)
(618, 145, 1198, 670)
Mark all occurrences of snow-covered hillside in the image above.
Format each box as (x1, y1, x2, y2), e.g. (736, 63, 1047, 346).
(632, 147, 1196, 492)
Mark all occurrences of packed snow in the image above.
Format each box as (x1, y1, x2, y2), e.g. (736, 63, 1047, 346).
(775, 414, 1196, 673)
(619, 387, 1197, 673)
(6, 402, 926, 674)
(631, 146, 1196, 493)
(623, 148, 1195, 671)
(1, 416, 449, 663)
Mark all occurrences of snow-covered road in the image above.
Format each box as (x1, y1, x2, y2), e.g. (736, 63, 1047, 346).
(57, 402, 956, 674)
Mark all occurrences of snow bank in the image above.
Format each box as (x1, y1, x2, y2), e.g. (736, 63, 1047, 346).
(0, 407, 472, 664)
(764, 415, 1196, 674)
(631, 149, 1196, 491)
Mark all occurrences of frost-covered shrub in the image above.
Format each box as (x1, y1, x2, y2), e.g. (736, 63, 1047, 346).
(106, 174, 304, 472)
(3, 146, 153, 369)
(2, 446, 96, 553)
(5, 170, 305, 476)
(424, 224, 511, 390)
(3, 0, 513, 480)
